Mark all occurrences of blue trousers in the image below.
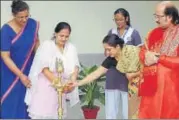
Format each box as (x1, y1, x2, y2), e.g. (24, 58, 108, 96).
(105, 89, 128, 119)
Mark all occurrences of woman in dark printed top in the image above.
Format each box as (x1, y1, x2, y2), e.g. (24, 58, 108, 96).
(70, 8, 142, 119)
(70, 34, 141, 119)
(105, 8, 142, 119)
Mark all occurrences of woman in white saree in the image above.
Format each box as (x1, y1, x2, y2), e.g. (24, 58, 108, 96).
(24, 22, 80, 119)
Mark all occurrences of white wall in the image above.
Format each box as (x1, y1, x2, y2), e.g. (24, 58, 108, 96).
(1, 1, 179, 54)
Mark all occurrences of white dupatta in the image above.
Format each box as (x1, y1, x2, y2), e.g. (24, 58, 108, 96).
(25, 40, 80, 107)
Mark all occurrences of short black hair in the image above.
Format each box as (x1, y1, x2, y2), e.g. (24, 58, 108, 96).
(102, 34, 124, 48)
(11, 0, 29, 15)
(164, 6, 179, 24)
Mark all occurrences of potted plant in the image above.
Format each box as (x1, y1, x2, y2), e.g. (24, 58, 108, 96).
(78, 64, 105, 119)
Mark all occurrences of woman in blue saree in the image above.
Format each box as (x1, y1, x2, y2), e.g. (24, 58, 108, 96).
(0, 0, 39, 118)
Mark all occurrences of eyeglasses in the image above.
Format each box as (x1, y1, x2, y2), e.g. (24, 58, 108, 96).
(153, 14, 165, 19)
(15, 14, 31, 20)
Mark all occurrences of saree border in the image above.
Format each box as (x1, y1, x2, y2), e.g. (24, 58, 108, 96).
(1, 21, 40, 104)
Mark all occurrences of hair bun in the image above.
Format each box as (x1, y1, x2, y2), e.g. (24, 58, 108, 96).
(11, 0, 22, 7)
(12, 0, 22, 3)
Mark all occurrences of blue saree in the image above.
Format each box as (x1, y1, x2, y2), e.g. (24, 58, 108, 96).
(0, 18, 39, 119)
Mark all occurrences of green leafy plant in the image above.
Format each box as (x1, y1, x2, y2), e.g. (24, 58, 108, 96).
(78, 64, 105, 109)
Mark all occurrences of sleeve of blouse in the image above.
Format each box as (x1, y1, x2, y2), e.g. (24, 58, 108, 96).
(101, 57, 113, 69)
(132, 29, 142, 46)
(1, 25, 12, 51)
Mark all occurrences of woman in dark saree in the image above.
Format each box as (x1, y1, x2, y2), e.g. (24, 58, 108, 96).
(0, 0, 39, 118)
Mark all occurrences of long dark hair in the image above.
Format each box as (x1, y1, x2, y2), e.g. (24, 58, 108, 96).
(114, 8, 131, 26)
(164, 6, 179, 24)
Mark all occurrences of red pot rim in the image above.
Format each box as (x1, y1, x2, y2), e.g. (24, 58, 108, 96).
(81, 105, 100, 110)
